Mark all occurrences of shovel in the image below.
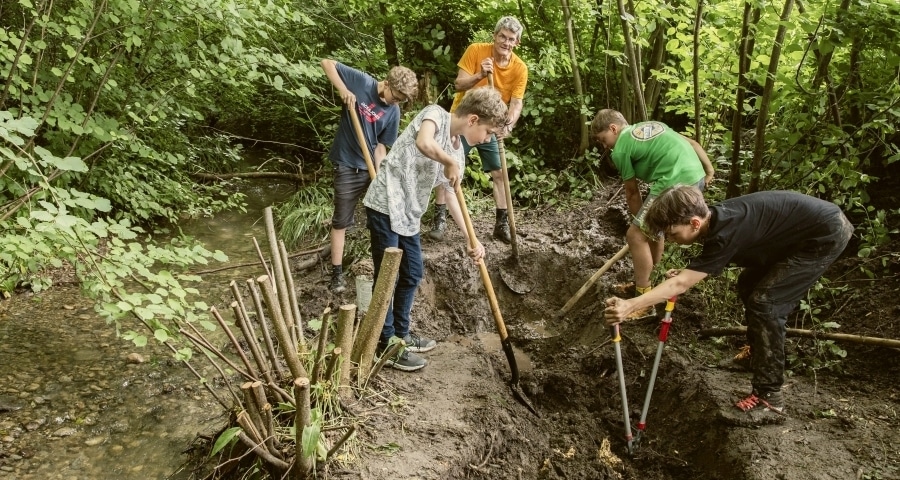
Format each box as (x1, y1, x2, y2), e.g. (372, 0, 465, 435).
(487, 75, 533, 295)
(455, 185, 538, 416)
(348, 101, 376, 180)
(633, 296, 677, 451)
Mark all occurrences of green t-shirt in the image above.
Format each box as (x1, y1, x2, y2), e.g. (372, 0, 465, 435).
(611, 121, 705, 195)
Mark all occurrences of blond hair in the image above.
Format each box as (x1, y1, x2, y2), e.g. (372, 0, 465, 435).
(387, 66, 419, 101)
(590, 109, 628, 136)
(454, 87, 508, 130)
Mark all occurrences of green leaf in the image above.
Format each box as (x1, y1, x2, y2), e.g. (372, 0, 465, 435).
(301, 423, 321, 459)
(210, 427, 242, 456)
(132, 335, 148, 347)
(273, 75, 283, 91)
(54, 156, 88, 172)
(154, 328, 169, 342)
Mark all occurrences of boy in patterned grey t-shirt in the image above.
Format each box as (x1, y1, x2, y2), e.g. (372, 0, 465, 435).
(363, 87, 508, 372)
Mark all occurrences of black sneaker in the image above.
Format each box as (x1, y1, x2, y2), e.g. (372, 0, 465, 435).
(330, 272, 346, 294)
(403, 332, 436, 353)
(736, 390, 785, 414)
(493, 222, 511, 243)
(384, 348, 426, 372)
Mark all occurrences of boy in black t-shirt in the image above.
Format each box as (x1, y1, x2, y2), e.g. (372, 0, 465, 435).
(604, 185, 852, 416)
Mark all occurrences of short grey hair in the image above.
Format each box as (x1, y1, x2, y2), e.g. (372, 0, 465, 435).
(494, 16, 524, 40)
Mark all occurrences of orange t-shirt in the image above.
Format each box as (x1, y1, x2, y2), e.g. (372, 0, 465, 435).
(450, 43, 528, 112)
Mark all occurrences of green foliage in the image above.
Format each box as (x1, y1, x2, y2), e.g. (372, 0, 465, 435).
(276, 182, 333, 249)
(210, 426, 242, 457)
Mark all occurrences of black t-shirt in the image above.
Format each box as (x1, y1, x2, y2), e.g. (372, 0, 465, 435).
(688, 191, 844, 275)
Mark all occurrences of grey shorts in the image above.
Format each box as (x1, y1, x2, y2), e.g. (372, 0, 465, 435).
(332, 164, 371, 230)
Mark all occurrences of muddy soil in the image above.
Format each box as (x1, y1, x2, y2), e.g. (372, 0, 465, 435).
(2, 180, 897, 480)
(291, 183, 899, 480)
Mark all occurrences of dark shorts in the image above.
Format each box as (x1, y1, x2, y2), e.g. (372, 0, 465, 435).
(460, 134, 501, 172)
(332, 164, 371, 230)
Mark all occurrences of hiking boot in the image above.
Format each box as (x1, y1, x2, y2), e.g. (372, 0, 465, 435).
(330, 271, 346, 294)
(736, 390, 785, 415)
(427, 205, 448, 241)
(493, 209, 511, 243)
(383, 348, 427, 372)
(403, 332, 436, 353)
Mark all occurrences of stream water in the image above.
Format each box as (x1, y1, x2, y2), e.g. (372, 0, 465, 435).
(0, 175, 296, 479)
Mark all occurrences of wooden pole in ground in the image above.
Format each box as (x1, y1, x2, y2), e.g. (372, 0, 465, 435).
(351, 247, 403, 384)
(247, 279, 286, 380)
(263, 207, 298, 349)
(310, 308, 332, 386)
(257, 275, 308, 379)
(334, 304, 357, 401)
(698, 326, 900, 349)
(293, 377, 313, 479)
(280, 240, 307, 353)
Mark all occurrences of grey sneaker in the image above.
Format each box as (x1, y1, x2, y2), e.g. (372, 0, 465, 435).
(736, 390, 785, 414)
(403, 332, 436, 353)
(384, 348, 427, 372)
(330, 272, 346, 294)
(427, 217, 447, 241)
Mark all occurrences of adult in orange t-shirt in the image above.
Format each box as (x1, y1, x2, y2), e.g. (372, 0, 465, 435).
(427, 16, 529, 244)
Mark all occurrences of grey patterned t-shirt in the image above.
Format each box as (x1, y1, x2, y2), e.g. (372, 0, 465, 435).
(363, 105, 465, 236)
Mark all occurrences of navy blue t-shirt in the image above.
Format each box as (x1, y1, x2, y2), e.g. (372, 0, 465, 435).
(688, 191, 846, 275)
(328, 63, 400, 170)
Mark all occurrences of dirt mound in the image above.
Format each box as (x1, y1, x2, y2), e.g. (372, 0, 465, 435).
(303, 190, 898, 480)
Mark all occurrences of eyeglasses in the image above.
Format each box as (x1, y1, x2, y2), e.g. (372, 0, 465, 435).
(495, 32, 518, 45)
(388, 84, 409, 105)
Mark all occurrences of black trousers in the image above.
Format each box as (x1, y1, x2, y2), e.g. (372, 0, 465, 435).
(736, 212, 853, 394)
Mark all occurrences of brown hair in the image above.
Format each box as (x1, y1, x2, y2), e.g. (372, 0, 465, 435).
(387, 66, 419, 101)
(590, 109, 628, 136)
(644, 185, 710, 236)
(454, 87, 508, 130)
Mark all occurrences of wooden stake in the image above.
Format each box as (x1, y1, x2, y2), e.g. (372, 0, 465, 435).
(334, 305, 357, 401)
(247, 279, 286, 380)
(257, 275, 308, 380)
(351, 247, 403, 384)
(280, 239, 307, 354)
(293, 377, 313, 478)
(210, 306, 259, 380)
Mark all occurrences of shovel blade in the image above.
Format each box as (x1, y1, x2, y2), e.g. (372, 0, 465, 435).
(499, 256, 534, 294)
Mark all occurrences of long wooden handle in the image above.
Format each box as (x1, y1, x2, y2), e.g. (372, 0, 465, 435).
(455, 186, 509, 340)
(487, 74, 519, 256)
(348, 102, 376, 180)
(557, 244, 630, 317)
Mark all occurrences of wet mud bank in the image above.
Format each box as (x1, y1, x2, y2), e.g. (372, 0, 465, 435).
(335, 212, 897, 480)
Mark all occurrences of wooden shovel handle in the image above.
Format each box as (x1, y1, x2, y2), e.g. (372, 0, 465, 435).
(348, 102, 376, 180)
(557, 244, 630, 317)
(455, 185, 510, 340)
(487, 74, 519, 257)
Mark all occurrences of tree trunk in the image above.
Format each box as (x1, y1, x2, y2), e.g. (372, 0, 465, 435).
(379, 1, 398, 67)
(616, 0, 647, 121)
(727, 2, 760, 198)
(560, 0, 590, 155)
(748, 0, 794, 193)
(692, 0, 704, 141)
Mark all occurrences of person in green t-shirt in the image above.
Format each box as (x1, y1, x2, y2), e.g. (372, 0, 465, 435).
(591, 108, 715, 319)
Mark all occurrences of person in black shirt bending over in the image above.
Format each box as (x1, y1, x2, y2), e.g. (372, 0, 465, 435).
(604, 185, 852, 416)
